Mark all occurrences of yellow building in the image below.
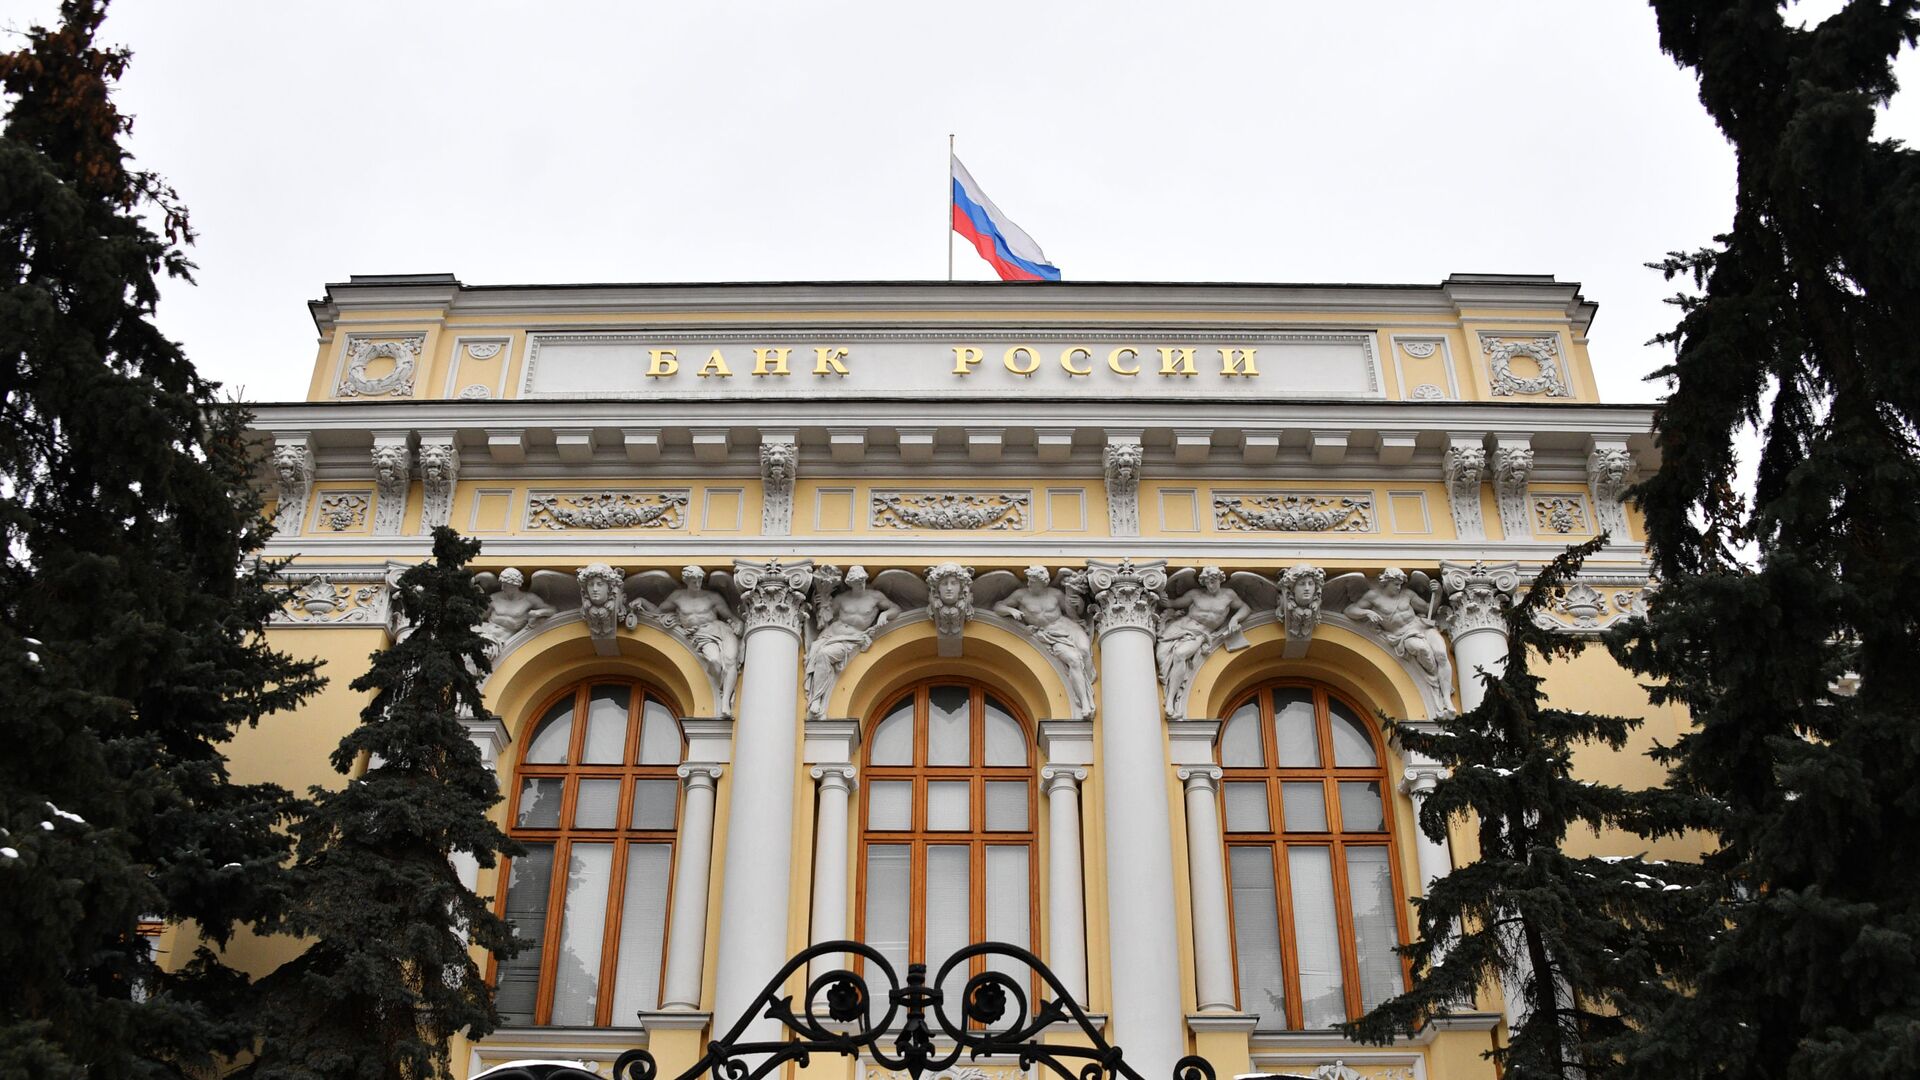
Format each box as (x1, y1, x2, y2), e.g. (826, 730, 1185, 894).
(227, 274, 1675, 1080)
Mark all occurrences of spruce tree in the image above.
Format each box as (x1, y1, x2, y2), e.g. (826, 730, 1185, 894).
(1342, 538, 1707, 1080)
(250, 528, 520, 1080)
(1609, 3, 1920, 1077)
(0, 3, 324, 1078)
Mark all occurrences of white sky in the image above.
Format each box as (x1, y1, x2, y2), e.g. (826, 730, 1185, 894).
(6, 1, 1916, 405)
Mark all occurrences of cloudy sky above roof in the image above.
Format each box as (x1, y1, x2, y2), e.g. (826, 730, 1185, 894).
(9, 1, 1915, 404)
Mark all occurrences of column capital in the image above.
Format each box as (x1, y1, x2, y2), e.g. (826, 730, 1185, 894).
(809, 762, 857, 789)
(1441, 559, 1521, 638)
(1401, 763, 1449, 797)
(678, 762, 725, 788)
(1085, 558, 1168, 638)
(1040, 764, 1088, 792)
(734, 558, 814, 637)
(1176, 764, 1224, 791)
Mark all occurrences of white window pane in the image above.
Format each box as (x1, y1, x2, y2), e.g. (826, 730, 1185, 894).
(868, 781, 912, 830)
(550, 843, 615, 1025)
(925, 846, 971, 1007)
(927, 781, 971, 831)
(631, 779, 678, 830)
(864, 845, 911, 978)
(497, 843, 554, 1025)
(1221, 702, 1264, 766)
(525, 699, 574, 764)
(1223, 782, 1270, 833)
(983, 698, 1027, 765)
(574, 778, 620, 829)
(582, 685, 630, 763)
(1289, 846, 1346, 1028)
(1228, 846, 1286, 1031)
(1328, 699, 1377, 767)
(1345, 847, 1402, 1012)
(1283, 782, 1329, 832)
(870, 700, 913, 766)
(928, 686, 971, 765)
(1273, 689, 1320, 766)
(638, 699, 681, 765)
(1338, 782, 1386, 832)
(984, 782, 1027, 831)
(985, 845, 1031, 1022)
(609, 843, 673, 1023)
(516, 777, 564, 828)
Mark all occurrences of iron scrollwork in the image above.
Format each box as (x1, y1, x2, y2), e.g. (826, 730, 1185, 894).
(486, 940, 1217, 1080)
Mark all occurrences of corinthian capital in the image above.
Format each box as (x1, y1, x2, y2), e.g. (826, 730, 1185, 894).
(1084, 557, 1168, 637)
(734, 558, 814, 636)
(1440, 560, 1520, 638)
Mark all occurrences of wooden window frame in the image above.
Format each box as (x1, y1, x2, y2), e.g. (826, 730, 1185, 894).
(493, 677, 685, 1028)
(855, 680, 1041, 996)
(1217, 680, 1413, 1030)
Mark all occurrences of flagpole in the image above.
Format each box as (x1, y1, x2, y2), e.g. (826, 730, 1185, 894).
(947, 133, 954, 282)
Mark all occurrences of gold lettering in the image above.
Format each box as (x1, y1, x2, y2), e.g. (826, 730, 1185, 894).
(696, 349, 733, 378)
(647, 349, 679, 377)
(1004, 345, 1041, 375)
(1218, 347, 1259, 376)
(1158, 347, 1198, 377)
(1108, 347, 1140, 375)
(1060, 346, 1093, 376)
(752, 347, 792, 376)
(952, 347, 985, 375)
(813, 346, 851, 376)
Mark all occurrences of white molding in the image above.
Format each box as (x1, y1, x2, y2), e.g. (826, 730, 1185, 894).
(1388, 332, 1459, 401)
(444, 334, 515, 400)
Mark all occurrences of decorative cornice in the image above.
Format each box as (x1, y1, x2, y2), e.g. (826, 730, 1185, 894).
(1103, 441, 1142, 537)
(760, 439, 797, 536)
(371, 442, 410, 535)
(1491, 445, 1533, 538)
(734, 558, 814, 636)
(416, 439, 458, 531)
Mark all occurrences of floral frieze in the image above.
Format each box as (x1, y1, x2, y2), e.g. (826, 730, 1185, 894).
(313, 491, 371, 532)
(524, 489, 690, 531)
(870, 490, 1030, 531)
(273, 573, 390, 627)
(1212, 492, 1374, 532)
(1531, 493, 1591, 535)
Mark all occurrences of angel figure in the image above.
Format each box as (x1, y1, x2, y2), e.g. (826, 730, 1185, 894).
(987, 565, 1096, 719)
(1156, 566, 1254, 720)
(804, 566, 902, 720)
(628, 566, 743, 715)
(1325, 567, 1454, 708)
(472, 567, 561, 648)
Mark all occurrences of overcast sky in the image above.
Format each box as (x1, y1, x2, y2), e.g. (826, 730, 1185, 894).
(7, 1, 1916, 405)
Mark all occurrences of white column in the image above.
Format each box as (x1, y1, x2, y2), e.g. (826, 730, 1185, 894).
(1399, 760, 1454, 893)
(1439, 561, 1524, 1027)
(711, 559, 813, 1040)
(660, 763, 723, 1010)
(806, 763, 857, 985)
(1040, 764, 1090, 1005)
(1176, 765, 1236, 1013)
(1441, 560, 1520, 714)
(453, 718, 510, 893)
(1085, 559, 1184, 1077)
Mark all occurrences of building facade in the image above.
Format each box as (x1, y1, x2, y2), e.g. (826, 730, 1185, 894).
(216, 275, 1685, 1080)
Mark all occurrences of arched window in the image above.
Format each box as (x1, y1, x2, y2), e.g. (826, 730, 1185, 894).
(496, 679, 683, 1027)
(1217, 683, 1409, 1031)
(858, 682, 1037, 1006)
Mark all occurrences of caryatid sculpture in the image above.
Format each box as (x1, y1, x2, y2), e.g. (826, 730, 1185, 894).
(633, 566, 745, 716)
(991, 565, 1096, 719)
(1326, 567, 1454, 709)
(805, 566, 903, 721)
(472, 567, 560, 650)
(1155, 566, 1253, 721)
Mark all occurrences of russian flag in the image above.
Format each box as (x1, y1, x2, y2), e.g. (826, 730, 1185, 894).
(951, 155, 1060, 282)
